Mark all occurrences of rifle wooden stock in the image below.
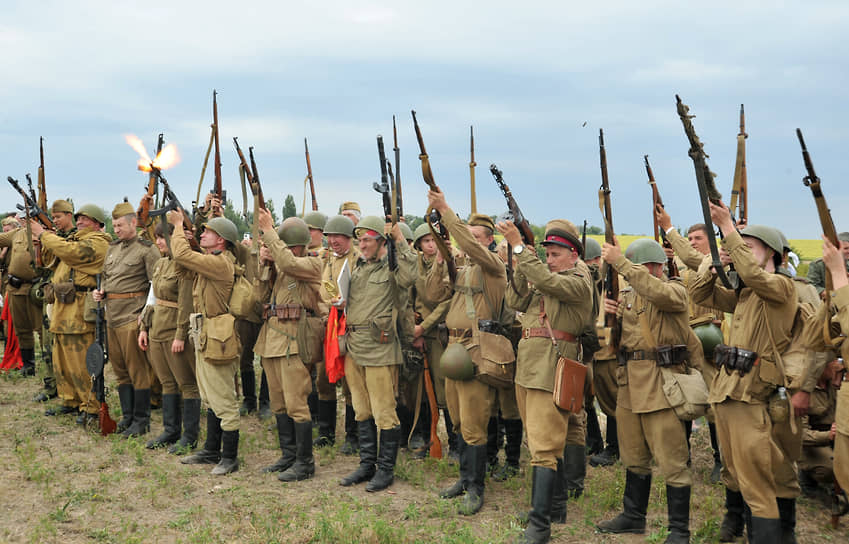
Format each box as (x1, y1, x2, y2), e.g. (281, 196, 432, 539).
(598, 129, 619, 335)
(392, 116, 403, 220)
(644, 155, 678, 277)
(304, 138, 317, 211)
(469, 125, 477, 214)
(730, 104, 748, 225)
(422, 353, 442, 459)
(7, 176, 54, 229)
(248, 146, 266, 211)
(233, 138, 255, 185)
(798, 129, 839, 279)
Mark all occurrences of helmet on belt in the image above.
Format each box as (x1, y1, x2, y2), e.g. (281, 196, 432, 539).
(739, 225, 784, 255)
(303, 211, 328, 231)
(323, 214, 355, 237)
(355, 216, 387, 240)
(440, 342, 475, 381)
(277, 217, 311, 247)
(398, 222, 414, 243)
(204, 217, 239, 246)
(692, 320, 724, 359)
(74, 204, 106, 226)
(625, 238, 666, 265)
(583, 237, 602, 260)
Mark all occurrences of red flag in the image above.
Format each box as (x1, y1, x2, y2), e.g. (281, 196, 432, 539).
(324, 305, 346, 383)
(1, 300, 23, 371)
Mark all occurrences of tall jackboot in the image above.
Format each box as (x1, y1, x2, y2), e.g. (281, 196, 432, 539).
(308, 391, 318, 425)
(550, 458, 568, 524)
(257, 370, 271, 420)
(585, 401, 604, 455)
(409, 403, 429, 458)
(340, 404, 359, 455)
(313, 399, 337, 447)
(212, 429, 239, 475)
(444, 408, 460, 462)
(146, 393, 181, 449)
(397, 404, 413, 450)
(366, 425, 401, 492)
(597, 470, 652, 534)
(459, 444, 487, 515)
(776, 497, 797, 544)
(239, 370, 257, 415)
(590, 416, 619, 466)
(718, 488, 745, 542)
(169, 397, 201, 453)
(440, 437, 468, 498)
(564, 444, 586, 498)
(486, 416, 501, 473)
(279, 421, 315, 482)
(122, 388, 151, 437)
(116, 384, 134, 433)
(263, 414, 296, 473)
(750, 516, 782, 544)
(664, 485, 691, 544)
(340, 418, 377, 486)
(181, 409, 222, 464)
(493, 418, 522, 481)
(519, 466, 557, 544)
(19, 348, 36, 376)
(709, 422, 722, 483)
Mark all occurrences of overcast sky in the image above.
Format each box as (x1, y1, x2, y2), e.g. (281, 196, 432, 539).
(2, 1, 847, 238)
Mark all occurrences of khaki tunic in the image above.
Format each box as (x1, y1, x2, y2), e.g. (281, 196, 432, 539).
(414, 254, 451, 405)
(0, 228, 44, 348)
(0, 228, 39, 282)
(102, 237, 160, 327)
(143, 257, 192, 343)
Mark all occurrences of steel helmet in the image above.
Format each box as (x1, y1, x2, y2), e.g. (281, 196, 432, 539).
(398, 222, 414, 243)
(355, 216, 387, 240)
(204, 217, 239, 246)
(440, 342, 475, 381)
(277, 217, 311, 247)
(583, 237, 602, 260)
(625, 238, 666, 265)
(692, 320, 724, 359)
(739, 225, 784, 255)
(323, 214, 355, 237)
(74, 204, 106, 226)
(413, 223, 432, 247)
(303, 211, 328, 231)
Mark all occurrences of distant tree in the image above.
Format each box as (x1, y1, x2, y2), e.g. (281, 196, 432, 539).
(283, 195, 297, 219)
(265, 199, 280, 224)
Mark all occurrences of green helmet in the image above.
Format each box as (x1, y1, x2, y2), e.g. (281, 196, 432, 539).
(584, 237, 602, 260)
(440, 343, 475, 381)
(323, 214, 355, 237)
(398, 222, 414, 242)
(739, 225, 784, 255)
(204, 217, 239, 246)
(303, 211, 328, 231)
(277, 217, 311, 246)
(775, 229, 791, 253)
(693, 322, 724, 359)
(74, 204, 106, 226)
(355, 216, 387, 240)
(625, 238, 666, 265)
(413, 223, 432, 246)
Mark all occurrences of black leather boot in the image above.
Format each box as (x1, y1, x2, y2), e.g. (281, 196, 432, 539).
(519, 466, 557, 543)
(459, 444, 487, 515)
(486, 416, 501, 473)
(718, 488, 745, 542)
(493, 418, 522, 481)
(750, 516, 781, 544)
(564, 444, 586, 498)
(597, 470, 651, 534)
(122, 389, 151, 437)
(776, 497, 797, 544)
(212, 429, 239, 475)
(308, 391, 319, 425)
(181, 409, 222, 464)
(709, 422, 722, 484)
(169, 397, 201, 453)
(19, 348, 36, 376)
(279, 421, 315, 482)
(366, 425, 401, 492)
(263, 413, 296, 473)
(116, 384, 134, 433)
(239, 370, 257, 415)
(585, 402, 604, 455)
(444, 408, 460, 462)
(340, 404, 359, 455)
(146, 393, 181, 448)
(396, 404, 413, 450)
(440, 437, 468, 498)
(313, 399, 337, 448)
(589, 416, 618, 466)
(257, 370, 271, 420)
(550, 458, 568, 524)
(340, 418, 377, 486)
(664, 485, 691, 544)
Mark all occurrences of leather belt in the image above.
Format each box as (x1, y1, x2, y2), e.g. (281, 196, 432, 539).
(448, 328, 472, 339)
(155, 299, 179, 309)
(522, 327, 576, 342)
(263, 303, 303, 321)
(620, 349, 655, 361)
(107, 291, 147, 300)
(75, 285, 94, 293)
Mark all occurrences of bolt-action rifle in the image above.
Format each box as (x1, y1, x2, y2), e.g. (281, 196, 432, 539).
(469, 126, 477, 214)
(644, 155, 678, 277)
(730, 104, 748, 226)
(137, 133, 164, 227)
(85, 274, 117, 436)
(374, 135, 397, 271)
(392, 116, 403, 221)
(490, 164, 534, 289)
(304, 138, 317, 212)
(598, 129, 620, 347)
(37, 137, 47, 212)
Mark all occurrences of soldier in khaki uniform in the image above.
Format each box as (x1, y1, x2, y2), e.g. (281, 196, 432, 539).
(0, 216, 17, 344)
(255, 212, 323, 482)
(425, 188, 507, 517)
(806, 232, 849, 294)
(172, 212, 242, 475)
(798, 358, 842, 497)
(315, 215, 360, 452)
(31, 205, 111, 423)
(138, 222, 200, 452)
(596, 239, 696, 544)
(93, 202, 160, 437)
(338, 216, 415, 492)
(691, 203, 797, 543)
(498, 219, 593, 543)
(339, 201, 361, 227)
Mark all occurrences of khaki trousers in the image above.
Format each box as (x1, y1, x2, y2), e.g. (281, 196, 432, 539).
(196, 353, 240, 432)
(8, 291, 42, 349)
(835, 385, 849, 490)
(516, 385, 569, 470)
(617, 401, 691, 487)
(714, 399, 780, 518)
(446, 376, 496, 446)
(566, 409, 586, 446)
(493, 385, 520, 420)
(108, 320, 151, 389)
(148, 338, 198, 398)
(344, 354, 400, 430)
(53, 332, 97, 413)
(425, 336, 447, 406)
(771, 414, 803, 498)
(592, 357, 619, 417)
(262, 354, 312, 423)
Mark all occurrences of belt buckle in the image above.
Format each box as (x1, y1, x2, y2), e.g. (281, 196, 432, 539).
(522, 328, 530, 339)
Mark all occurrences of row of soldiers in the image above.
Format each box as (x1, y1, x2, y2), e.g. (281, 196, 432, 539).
(2, 182, 848, 544)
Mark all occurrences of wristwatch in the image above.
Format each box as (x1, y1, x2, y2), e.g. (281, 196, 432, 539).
(513, 244, 525, 255)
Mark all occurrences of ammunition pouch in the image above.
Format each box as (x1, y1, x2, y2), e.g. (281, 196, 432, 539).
(656, 344, 688, 368)
(714, 344, 758, 376)
(262, 303, 303, 321)
(43, 282, 55, 304)
(53, 280, 76, 304)
(8, 274, 25, 289)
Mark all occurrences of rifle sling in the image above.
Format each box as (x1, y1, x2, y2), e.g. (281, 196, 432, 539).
(694, 163, 733, 289)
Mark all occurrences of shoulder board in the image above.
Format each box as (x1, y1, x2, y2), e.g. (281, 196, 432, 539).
(137, 238, 153, 247)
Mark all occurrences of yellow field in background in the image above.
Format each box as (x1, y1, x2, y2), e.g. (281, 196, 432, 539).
(584, 235, 824, 261)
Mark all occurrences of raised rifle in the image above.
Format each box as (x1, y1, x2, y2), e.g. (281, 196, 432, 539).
(304, 138, 318, 212)
(411, 110, 457, 283)
(490, 164, 534, 289)
(581, 220, 587, 260)
(374, 135, 397, 270)
(147, 170, 201, 251)
(675, 95, 734, 289)
(85, 274, 117, 436)
(469, 126, 477, 214)
(392, 116, 403, 220)
(730, 104, 748, 226)
(211, 90, 226, 209)
(137, 133, 164, 226)
(8, 176, 54, 229)
(598, 129, 620, 345)
(645, 155, 679, 277)
(37, 137, 47, 212)
(248, 146, 265, 211)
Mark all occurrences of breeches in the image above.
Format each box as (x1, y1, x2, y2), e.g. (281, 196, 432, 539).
(344, 354, 399, 431)
(262, 354, 312, 423)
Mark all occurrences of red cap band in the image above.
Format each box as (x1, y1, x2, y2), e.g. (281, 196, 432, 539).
(364, 229, 380, 238)
(544, 234, 576, 251)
